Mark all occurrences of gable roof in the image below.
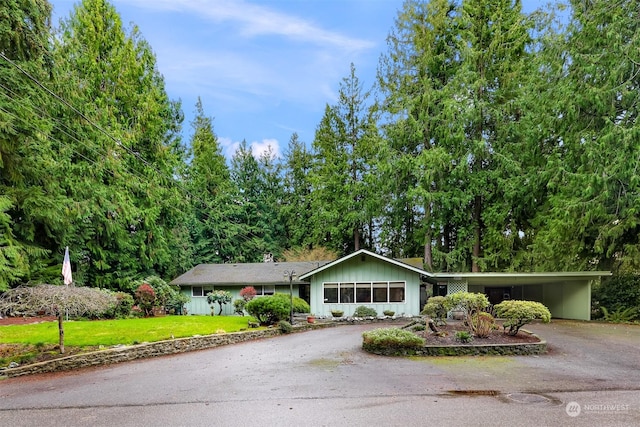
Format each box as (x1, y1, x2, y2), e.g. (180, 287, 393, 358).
(170, 261, 331, 287)
(298, 249, 432, 280)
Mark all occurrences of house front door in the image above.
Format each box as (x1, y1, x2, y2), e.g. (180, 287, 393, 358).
(486, 287, 511, 305)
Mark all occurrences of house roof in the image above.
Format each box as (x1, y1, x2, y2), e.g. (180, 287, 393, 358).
(429, 271, 612, 286)
(170, 261, 331, 287)
(298, 249, 432, 280)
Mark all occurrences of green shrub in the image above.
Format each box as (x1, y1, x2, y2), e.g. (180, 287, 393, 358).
(132, 276, 178, 308)
(600, 306, 637, 323)
(233, 299, 247, 315)
(470, 311, 495, 338)
(166, 292, 190, 315)
(112, 292, 134, 318)
(421, 296, 451, 325)
(245, 295, 289, 325)
(594, 275, 640, 315)
(494, 300, 551, 336)
(455, 330, 473, 343)
(383, 310, 395, 317)
(354, 306, 377, 317)
(278, 320, 293, 334)
(272, 293, 311, 313)
(362, 328, 425, 353)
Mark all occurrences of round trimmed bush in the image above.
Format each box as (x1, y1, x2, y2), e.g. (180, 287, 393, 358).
(354, 306, 377, 317)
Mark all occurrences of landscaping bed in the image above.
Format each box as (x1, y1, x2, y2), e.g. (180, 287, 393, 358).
(363, 320, 546, 357)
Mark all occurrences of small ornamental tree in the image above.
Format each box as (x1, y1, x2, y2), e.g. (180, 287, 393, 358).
(446, 292, 490, 335)
(240, 286, 257, 301)
(0, 285, 116, 353)
(233, 299, 246, 315)
(494, 300, 551, 336)
(207, 290, 233, 315)
(135, 283, 156, 316)
(421, 296, 452, 326)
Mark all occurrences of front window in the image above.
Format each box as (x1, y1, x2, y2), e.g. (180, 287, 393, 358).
(192, 286, 213, 297)
(322, 281, 406, 304)
(356, 282, 371, 303)
(255, 285, 275, 296)
(340, 283, 354, 303)
(324, 283, 338, 303)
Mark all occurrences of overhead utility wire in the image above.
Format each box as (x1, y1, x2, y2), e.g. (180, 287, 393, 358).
(0, 53, 262, 249)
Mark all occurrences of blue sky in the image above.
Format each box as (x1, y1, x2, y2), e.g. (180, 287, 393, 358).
(51, 0, 549, 160)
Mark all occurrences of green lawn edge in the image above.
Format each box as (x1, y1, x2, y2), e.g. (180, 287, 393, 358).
(0, 316, 259, 347)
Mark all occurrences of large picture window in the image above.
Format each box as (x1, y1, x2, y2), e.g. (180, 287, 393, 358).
(322, 281, 406, 304)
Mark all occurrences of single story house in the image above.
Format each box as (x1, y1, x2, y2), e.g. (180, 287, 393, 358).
(171, 249, 611, 320)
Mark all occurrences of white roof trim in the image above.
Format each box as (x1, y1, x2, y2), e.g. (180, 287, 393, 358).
(433, 271, 611, 279)
(298, 249, 432, 279)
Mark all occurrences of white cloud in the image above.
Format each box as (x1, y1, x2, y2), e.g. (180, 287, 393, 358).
(219, 137, 280, 160)
(123, 0, 374, 51)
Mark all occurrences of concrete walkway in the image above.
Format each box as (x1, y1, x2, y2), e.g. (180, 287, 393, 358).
(0, 320, 638, 426)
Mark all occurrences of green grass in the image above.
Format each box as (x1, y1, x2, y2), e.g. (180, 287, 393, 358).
(0, 316, 258, 347)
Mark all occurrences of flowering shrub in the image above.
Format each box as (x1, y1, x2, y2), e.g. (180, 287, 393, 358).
(240, 286, 257, 301)
(134, 284, 156, 316)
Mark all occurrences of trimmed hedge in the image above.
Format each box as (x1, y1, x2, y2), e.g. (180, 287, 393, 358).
(362, 328, 425, 355)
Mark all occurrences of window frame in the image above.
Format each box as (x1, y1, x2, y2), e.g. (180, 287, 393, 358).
(322, 281, 406, 304)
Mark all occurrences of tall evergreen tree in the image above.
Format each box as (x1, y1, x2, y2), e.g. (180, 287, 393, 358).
(0, 0, 57, 288)
(310, 63, 380, 255)
(51, 0, 188, 289)
(531, 0, 640, 272)
(378, 0, 534, 271)
(281, 133, 314, 249)
(230, 140, 284, 262)
(186, 97, 233, 264)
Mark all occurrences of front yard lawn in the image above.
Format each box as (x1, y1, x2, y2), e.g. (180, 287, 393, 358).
(0, 315, 258, 347)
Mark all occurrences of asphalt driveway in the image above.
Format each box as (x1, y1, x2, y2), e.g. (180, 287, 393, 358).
(0, 320, 638, 426)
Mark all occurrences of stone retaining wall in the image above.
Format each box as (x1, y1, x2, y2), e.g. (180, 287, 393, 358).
(1, 318, 409, 379)
(364, 337, 547, 357)
(1, 328, 283, 379)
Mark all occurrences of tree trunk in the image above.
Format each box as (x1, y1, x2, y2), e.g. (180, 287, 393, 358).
(58, 313, 65, 354)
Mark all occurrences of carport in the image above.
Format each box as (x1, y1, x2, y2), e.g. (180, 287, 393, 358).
(428, 271, 611, 320)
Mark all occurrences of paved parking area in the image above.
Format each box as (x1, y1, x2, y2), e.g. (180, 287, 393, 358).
(1, 320, 639, 426)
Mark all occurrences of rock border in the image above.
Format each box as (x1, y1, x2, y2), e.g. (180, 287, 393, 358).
(364, 331, 546, 357)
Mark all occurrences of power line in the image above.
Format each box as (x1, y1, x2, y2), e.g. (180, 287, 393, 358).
(0, 53, 266, 253)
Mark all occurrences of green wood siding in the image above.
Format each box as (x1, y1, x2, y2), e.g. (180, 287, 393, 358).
(309, 254, 423, 316)
(181, 285, 299, 316)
